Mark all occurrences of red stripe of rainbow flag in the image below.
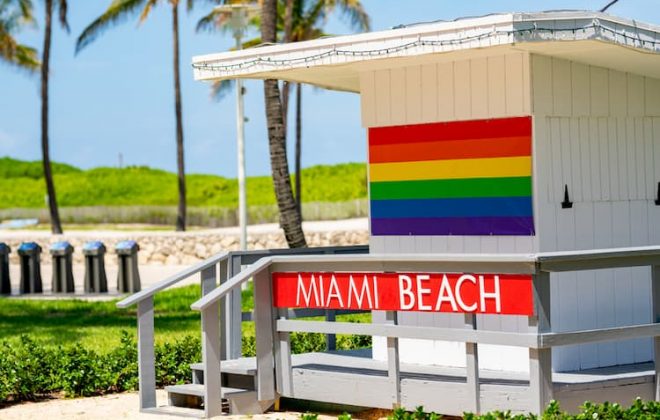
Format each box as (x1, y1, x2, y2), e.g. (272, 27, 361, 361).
(369, 116, 534, 236)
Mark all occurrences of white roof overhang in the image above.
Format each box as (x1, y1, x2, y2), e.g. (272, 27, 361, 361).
(192, 11, 660, 93)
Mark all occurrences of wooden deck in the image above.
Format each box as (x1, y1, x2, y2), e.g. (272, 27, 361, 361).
(217, 350, 655, 415)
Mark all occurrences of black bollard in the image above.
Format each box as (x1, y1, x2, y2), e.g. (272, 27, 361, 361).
(50, 241, 75, 293)
(116, 240, 141, 293)
(0, 243, 10, 295)
(83, 241, 108, 293)
(18, 242, 42, 294)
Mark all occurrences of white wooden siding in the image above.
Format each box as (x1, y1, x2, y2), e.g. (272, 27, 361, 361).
(363, 52, 660, 373)
(531, 55, 660, 371)
(362, 52, 533, 371)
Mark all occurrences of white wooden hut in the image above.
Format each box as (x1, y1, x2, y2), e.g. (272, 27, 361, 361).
(117, 10, 660, 418)
(193, 9, 660, 374)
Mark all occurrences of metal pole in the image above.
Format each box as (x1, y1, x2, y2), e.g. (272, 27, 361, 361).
(235, 29, 247, 251)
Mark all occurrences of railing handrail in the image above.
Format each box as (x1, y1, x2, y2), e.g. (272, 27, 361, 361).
(190, 252, 540, 311)
(117, 251, 230, 308)
(189, 246, 660, 312)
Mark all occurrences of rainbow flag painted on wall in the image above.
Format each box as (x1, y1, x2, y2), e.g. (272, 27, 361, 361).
(369, 116, 534, 236)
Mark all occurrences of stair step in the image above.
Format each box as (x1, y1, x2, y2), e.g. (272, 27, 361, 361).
(166, 383, 253, 398)
(142, 405, 205, 418)
(190, 358, 257, 376)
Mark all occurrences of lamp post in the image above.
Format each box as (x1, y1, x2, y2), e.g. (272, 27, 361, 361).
(215, 3, 260, 250)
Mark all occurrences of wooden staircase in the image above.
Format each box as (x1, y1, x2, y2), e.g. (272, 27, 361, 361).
(146, 358, 273, 417)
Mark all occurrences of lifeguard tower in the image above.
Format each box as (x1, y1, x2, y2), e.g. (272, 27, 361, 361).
(120, 11, 660, 417)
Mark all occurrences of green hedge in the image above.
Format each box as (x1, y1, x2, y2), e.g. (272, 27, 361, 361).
(0, 333, 199, 401)
(0, 331, 371, 403)
(386, 400, 660, 420)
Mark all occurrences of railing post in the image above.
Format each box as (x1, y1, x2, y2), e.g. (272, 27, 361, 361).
(228, 254, 243, 359)
(254, 267, 276, 401)
(325, 310, 337, 351)
(275, 308, 293, 397)
(529, 270, 552, 415)
(652, 265, 660, 401)
(137, 296, 157, 410)
(200, 263, 222, 416)
(465, 314, 480, 414)
(385, 311, 401, 408)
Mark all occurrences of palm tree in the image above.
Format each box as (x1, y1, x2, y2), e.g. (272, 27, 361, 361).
(284, 0, 369, 213)
(0, 0, 39, 71)
(261, 0, 306, 247)
(76, 0, 201, 232)
(199, 0, 369, 238)
(41, 0, 68, 234)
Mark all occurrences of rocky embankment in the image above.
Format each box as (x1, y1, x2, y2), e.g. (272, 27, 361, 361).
(1, 218, 369, 266)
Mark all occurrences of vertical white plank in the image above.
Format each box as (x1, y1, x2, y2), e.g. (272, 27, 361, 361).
(653, 118, 660, 195)
(487, 55, 506, 118)
(616, 118, 631, 201)
(590, 66, 610, 117)
(569, 118, 583, 201)
(531, 54, 553, 116)
(571, 62, 590, 117)
(588, 118, 602, 202)
(552, 58, 572, 117)
(627, 73, 645, 117)
(465, 314, 480, 414)
(390, 68, 406, 126)
(579, 118, 593, 202)
(651, 265, 660, 401)
(374, 70, 391, 126)
(634, 118, 646, 200)
(421, 64, 438, 123)
(630, 201, 652, 363)
(470, 57, 488, 119)
(607, 119, 621, 200)
(550, 118, 563, 203)
(626, 118, 639, 199)
(594, 202, 617, 366)
(612, 201, 634, 365)
(522, 51, 532, 115)
(405, 66, 422, 124)
(575, 202, 598, 369)
(644, 77, 660, 116)
(359, 71, 376, 128)
(598, 118, 611, 200)
(505, 52, 525, 116)
(644, 118, 655, 200)
(437, 61, 455, 121)
(608, 69, 628, 116)
(454, 60, 471, 119)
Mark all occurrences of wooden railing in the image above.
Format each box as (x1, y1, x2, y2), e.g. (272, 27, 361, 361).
(116, 245, 368, 415)
(190, 247, 660, 416)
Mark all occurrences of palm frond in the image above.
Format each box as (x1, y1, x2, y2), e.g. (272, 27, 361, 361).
(138, 0, 158, 23)
(75, 0, 148, 54)
(195, 7, 233, 33)
(210, 78, 233, 101)
(335, 0, 369, 32)
(57, 0, 69, 32)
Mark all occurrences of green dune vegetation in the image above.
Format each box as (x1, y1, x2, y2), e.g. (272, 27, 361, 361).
(0, 157, 368, 226)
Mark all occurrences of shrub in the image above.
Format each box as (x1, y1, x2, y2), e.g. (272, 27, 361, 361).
(0, 332, 201, 403)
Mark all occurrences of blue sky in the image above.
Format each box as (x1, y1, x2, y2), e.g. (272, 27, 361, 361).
(1, 0, 658, 177)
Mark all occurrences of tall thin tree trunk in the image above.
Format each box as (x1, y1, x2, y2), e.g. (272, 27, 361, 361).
(262, 0, 306, 248)
(172, 2, 186, 232)
(295, 82, 302, 216)
(280, 0, 294, 137)
(41, 0, 62, 234)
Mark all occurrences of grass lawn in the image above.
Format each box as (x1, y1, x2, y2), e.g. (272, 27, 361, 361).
(0, 284, 370, 354)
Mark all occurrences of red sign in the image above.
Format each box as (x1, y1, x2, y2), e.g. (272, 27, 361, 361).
(272, 272, 534, 316)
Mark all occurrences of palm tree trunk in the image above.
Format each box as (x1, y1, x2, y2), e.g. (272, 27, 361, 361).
(280, 0, 294, 138)
(295, 82, 302, 216)
(41, 0, 62, 234)
(262, 0, 306, 248)
(172, 2, 186, 232)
